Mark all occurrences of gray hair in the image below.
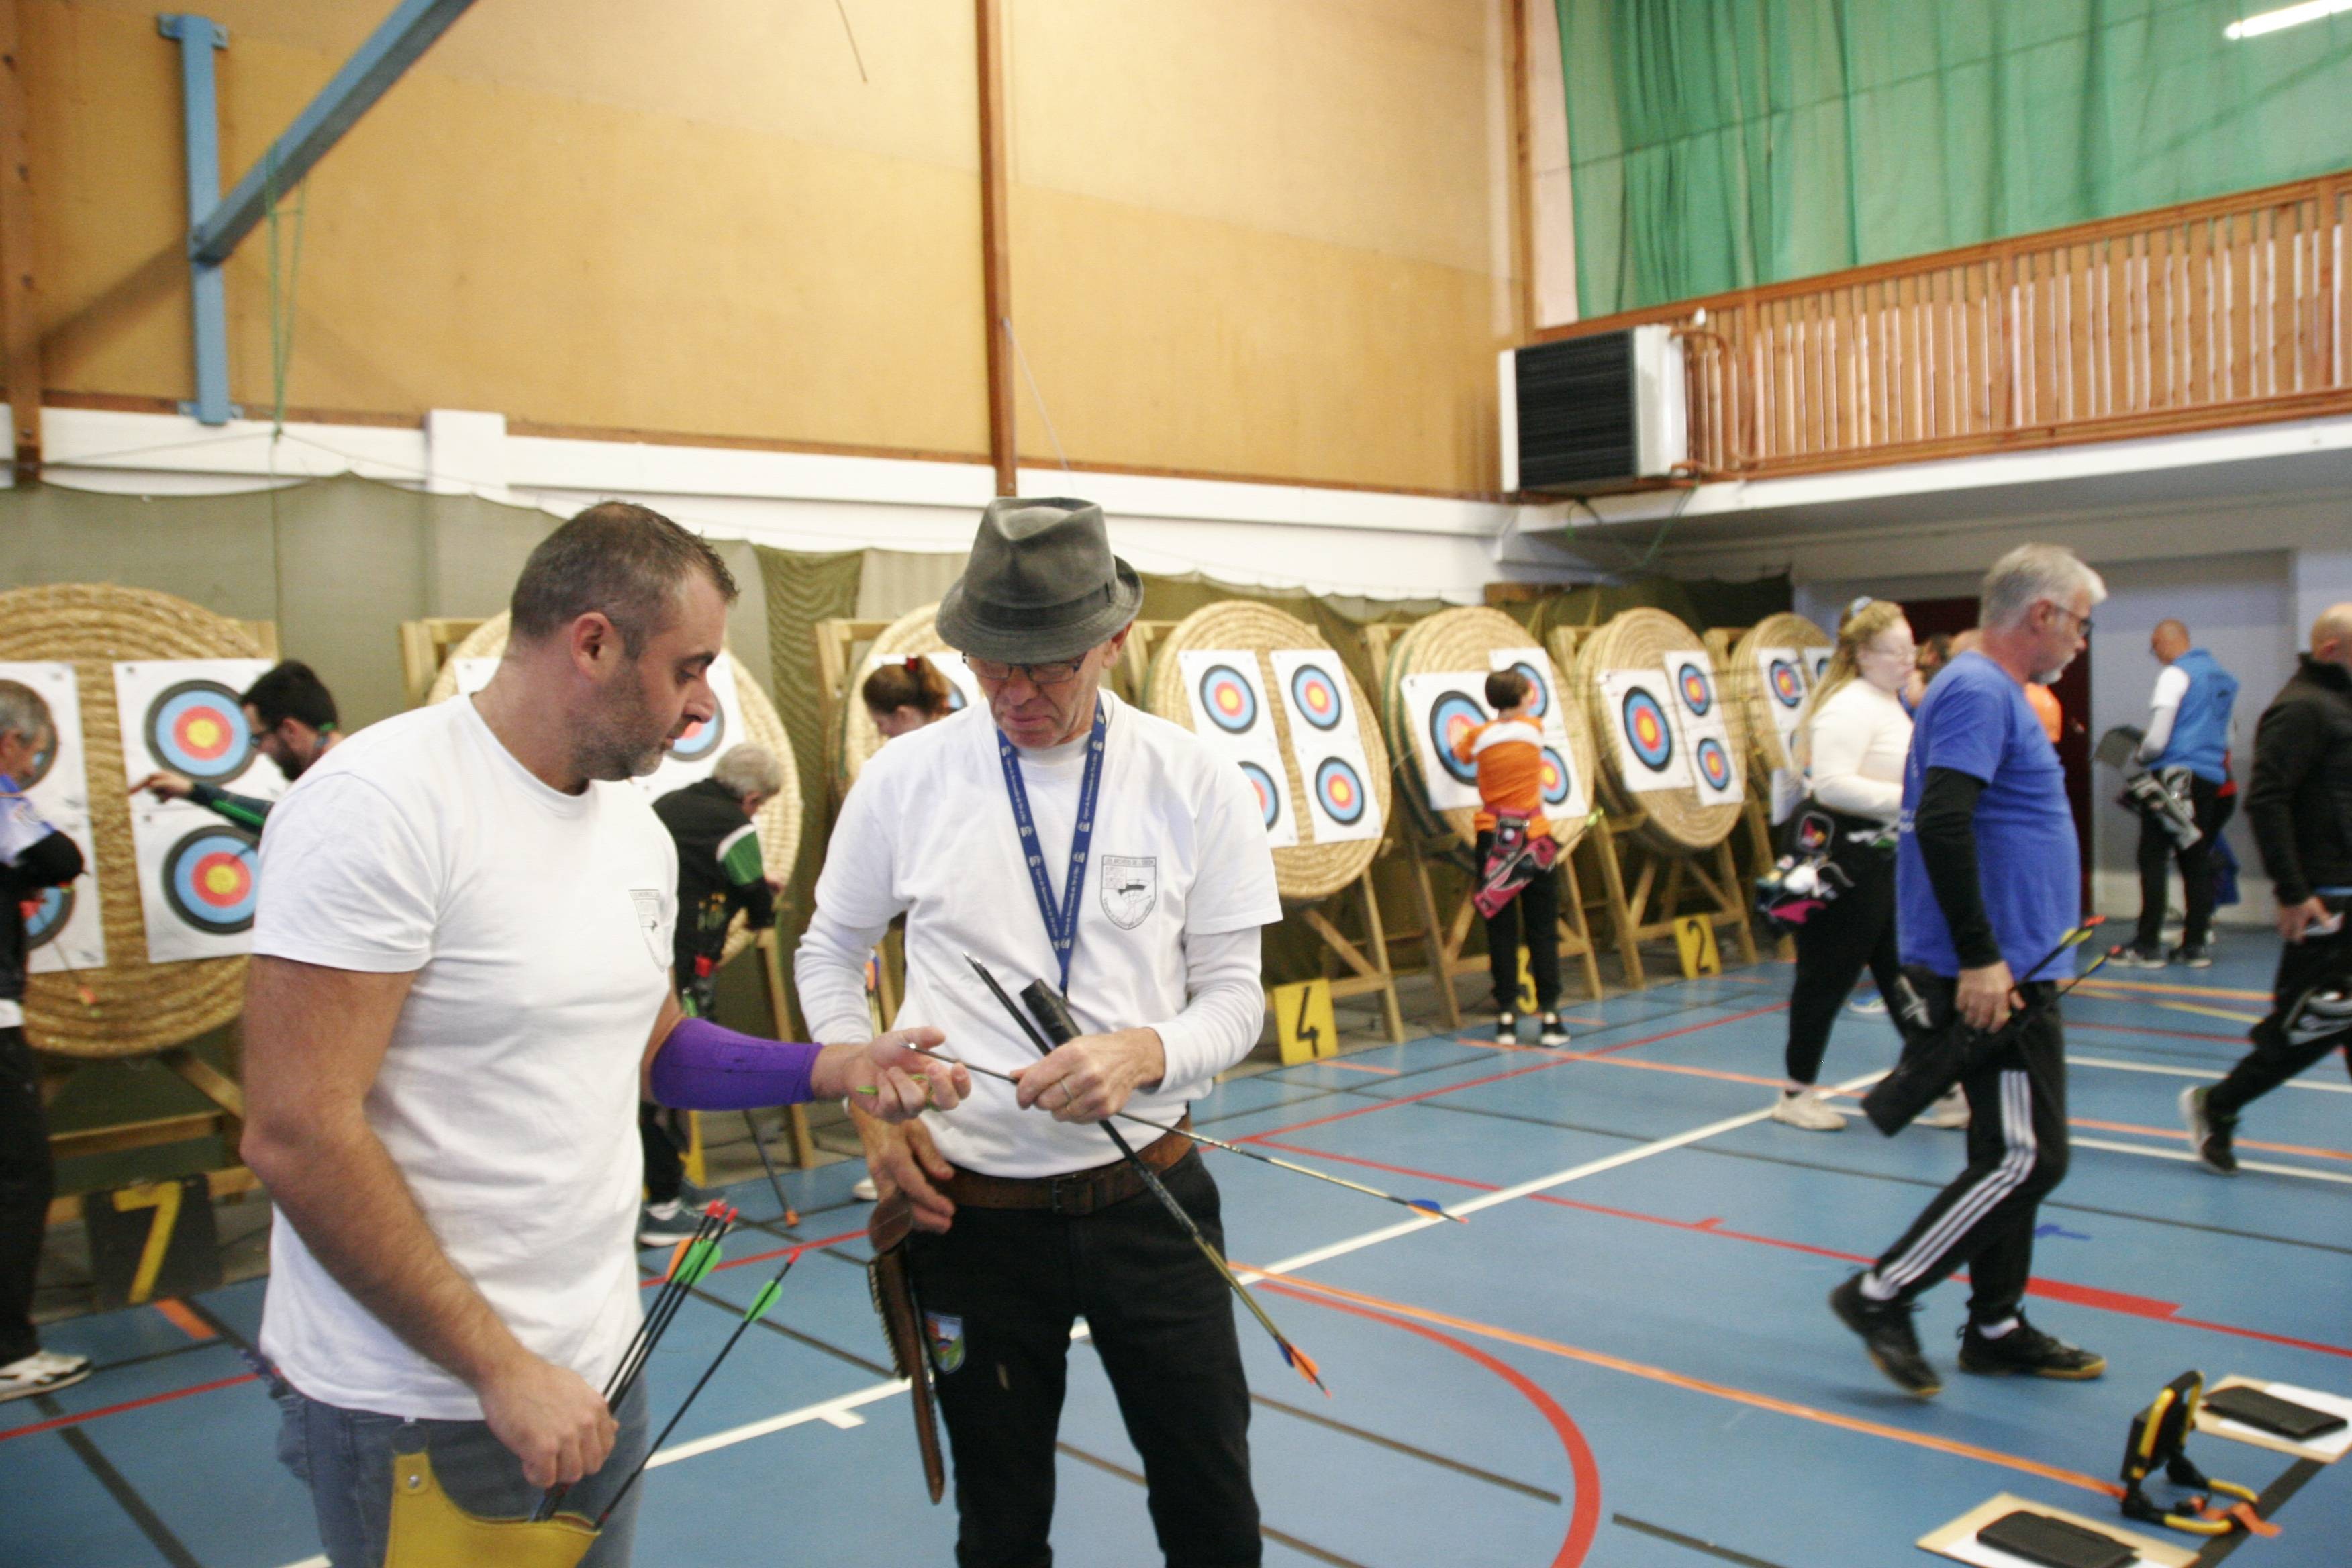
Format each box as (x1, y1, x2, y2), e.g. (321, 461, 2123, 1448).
(1980, 544, 2107, 630)
(709, 743, 784, 801)
(0, 679, 52, 746)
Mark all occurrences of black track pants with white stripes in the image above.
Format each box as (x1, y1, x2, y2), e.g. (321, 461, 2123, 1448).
(1870, 977, 2069, 1324)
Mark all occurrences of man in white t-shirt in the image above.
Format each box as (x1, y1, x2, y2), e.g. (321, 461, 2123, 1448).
(242, 502, 961, 1567)
(798, 497, 1282, 1567)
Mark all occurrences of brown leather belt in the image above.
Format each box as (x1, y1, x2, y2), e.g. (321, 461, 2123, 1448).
(940, 1118, 1195, 1216)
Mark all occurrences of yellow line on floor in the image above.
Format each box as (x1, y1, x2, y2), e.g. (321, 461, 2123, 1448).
(2073, 977, 2271, 1001)
(2154, 999, 2266, 1024)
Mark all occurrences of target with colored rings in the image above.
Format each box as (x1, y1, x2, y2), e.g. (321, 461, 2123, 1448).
(1508, 660, 1550, 720)
(1675, 662, 1714, 717)
(1237, 761, 1282, 830)
(1620, 689, 1675, 773)
(23, 885, 70, 950)
(1695, 736, 1733, 791)
(161, 825, 261, 935)
(1428, 691, 1485, 785)
(1768, 658, 1804, 708)
(1313, 756, 1367, 825)
(1288, 664, 1344, 730)
(1198, 665, 1260, 735)
(1538, 746, 1572, 807)
(667, 703, 728, 763)
(144, 680, 254, 784)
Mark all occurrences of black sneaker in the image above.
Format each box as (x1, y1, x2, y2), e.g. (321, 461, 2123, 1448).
(2119, 944, 2169, 969)
(2180, 1085, 2239, 1175)
(1494, 1011, 1518, 1040)
(637, 1199, 701, 1248)
(1829, 1274, 1941, 1398)
(2173, 942, 2214, 969)
(1957, 1317, 2105, 1379)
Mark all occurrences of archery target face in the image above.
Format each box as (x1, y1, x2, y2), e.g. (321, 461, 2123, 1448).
(667, 701, 727, 763)
(144, 680, 255, 785)
(1238, 760, 1283, 830)
(1288, 663, 1344, 730)
(1505, 660, 1550, 720)
(1696, 735, 1734, 792)
(22, 730, 56, 790)
(1767, 656, 1805, 709)
(1622, 688, 1675, 771)
(1673, 659, 1716, 718)
(161, 824, 260, 936)
(1313, 756, 1367, 826)
(1538, 746, 1573, 808)
(1428, 691, 1485, 786)
(1198, 663, 1260, 735)
(23, 885, 70, 951)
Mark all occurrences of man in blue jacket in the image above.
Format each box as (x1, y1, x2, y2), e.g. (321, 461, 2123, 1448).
(2122, 620, 2238, 968)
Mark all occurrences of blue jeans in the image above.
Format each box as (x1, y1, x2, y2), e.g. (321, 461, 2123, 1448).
(271, 1371, 650, 1568)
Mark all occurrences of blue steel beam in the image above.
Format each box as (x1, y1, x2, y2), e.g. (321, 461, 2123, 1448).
(158, 13, 235, 425)
(187, 0, 479, 267)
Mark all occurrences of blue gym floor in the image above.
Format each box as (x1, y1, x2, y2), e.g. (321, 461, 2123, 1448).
(7, 940, 2347, 1567)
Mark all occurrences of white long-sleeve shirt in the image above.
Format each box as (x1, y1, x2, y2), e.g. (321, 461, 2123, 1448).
(795, 695, 1281, 1178)
(2136, 663, 2189, 763)
(1804, 679, 1912, 823)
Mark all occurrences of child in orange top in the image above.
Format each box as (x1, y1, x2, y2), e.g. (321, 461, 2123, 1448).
(1453, 669, 1568, 1045)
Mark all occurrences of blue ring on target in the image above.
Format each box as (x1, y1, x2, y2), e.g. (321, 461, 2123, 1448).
(1313, 756, 1367, 825)
(1237, 760, 1282, 830)
(1768, 658, 1804, 708)
(1621, 689, 1675, 772)
(667, 702, 728, 763)
(1428, 691, 1485, 785)
(1675, 662, 1714, 718)
(23, 885, 71, 951)
(162, 824, 261, 936)
(1288, 664, 1344, 731)
(1199, 665, 1259, 735)
(1538, 746, 1573, 807)
(144, 680, 255, 785)
(1696, 735, 1733, 791)
(1508, 661, 1551, 721)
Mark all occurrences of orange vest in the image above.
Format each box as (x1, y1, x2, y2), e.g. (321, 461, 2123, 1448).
(1453, 718, 1550, 836)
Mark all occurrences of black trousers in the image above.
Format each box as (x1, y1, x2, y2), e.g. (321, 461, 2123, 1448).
(638, 1104, 684, 1206)
(908, 1153, 1259, 1568)
(1475, 830, 1561, 1014)
(2134, 776, 2233, 950)
(1783, 846, 1902, 1085)
(2207, 896, 2352, 1124)
(1, 1026, 54, 1365)
(1870, 979, 2069, 1323)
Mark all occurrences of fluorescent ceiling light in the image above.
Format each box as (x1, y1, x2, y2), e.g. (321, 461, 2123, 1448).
(2225, 0, 2352, 39)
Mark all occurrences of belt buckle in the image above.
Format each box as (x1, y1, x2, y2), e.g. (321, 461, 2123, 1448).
(1048, 1174, 1095, 1216)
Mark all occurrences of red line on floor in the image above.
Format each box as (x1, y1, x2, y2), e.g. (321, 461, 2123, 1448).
(2070, 1118, 2352, 1163)
(1236, 1004, 1787, 1145)
(0, 1373, 259, 1444)
(1317, 1059, 1402, 1076)
(642, 1225, 869, 1286)
(1257, 1139, 2352, 1360)
(1264, 1285, 1603, 1567)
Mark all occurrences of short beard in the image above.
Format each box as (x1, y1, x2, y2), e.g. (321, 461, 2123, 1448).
(573, 667, 672, 782)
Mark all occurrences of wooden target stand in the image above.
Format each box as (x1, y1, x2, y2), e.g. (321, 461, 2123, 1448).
(1550, 626, 1760, 989)
(1359, 622, 1603, 1032)
(40, 618, 283, 1227)
(1126, 620, 1410, 1046)
(1704, 625, 1795, 963)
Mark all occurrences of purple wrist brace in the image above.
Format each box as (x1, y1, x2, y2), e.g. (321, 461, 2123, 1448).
(648, 1018, 824, 1110)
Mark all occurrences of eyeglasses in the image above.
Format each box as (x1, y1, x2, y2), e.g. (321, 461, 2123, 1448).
(963, 654, 1085, 687)
(2041, 601, 2094, 638)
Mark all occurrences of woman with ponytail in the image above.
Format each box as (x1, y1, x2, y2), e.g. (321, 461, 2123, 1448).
(1773, 599, 1920, 1130)
(863, 656, 957, 739)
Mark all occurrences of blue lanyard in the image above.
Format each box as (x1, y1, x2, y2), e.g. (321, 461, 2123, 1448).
(996, 699, 1109, 994)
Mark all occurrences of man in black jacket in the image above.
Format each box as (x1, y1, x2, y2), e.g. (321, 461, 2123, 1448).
(638, 744, 783, 1243)
(1, 681, 91, 1402)
(2183, 603, 2352, 1174)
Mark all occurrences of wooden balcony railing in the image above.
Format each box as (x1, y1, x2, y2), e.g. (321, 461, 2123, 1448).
(1536, 172, 2352, 481)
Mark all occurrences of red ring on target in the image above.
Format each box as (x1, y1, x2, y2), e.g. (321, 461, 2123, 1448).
(1676, 663, 1713, 717)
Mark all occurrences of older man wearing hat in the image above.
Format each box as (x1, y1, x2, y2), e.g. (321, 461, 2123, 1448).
(797, 497, 1282, 1566)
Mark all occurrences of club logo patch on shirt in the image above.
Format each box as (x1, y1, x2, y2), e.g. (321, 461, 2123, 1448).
(925, 1312, 965, 1375)
(630, 887, 670, 968)
(1098, 855, 1159, 930)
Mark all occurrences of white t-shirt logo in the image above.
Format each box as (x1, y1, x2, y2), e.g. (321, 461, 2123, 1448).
(1099, 855, 1158, 930)
(630, 887, 671, 968)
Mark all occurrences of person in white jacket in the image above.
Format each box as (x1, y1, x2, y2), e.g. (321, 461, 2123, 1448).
(1773, 600, 1924, 1130)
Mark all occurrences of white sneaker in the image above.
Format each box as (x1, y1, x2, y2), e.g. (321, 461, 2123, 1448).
(1918, 1087, 1970, 1129)
(0, 1349, 92, 1404)
(1849, 995, 1888, 1016)
(1536, 1014, 1570, 1047)
(1771, 1089, 1847, 1131)
(852, 1177, 879, 1202)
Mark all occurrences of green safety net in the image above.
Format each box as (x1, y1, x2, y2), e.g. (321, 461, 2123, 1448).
(1559, 0, 2352, 316)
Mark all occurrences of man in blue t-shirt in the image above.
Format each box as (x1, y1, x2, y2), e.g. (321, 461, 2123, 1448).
(1830, 544, 2109, 1399)
(2122, 621, 2239, 967)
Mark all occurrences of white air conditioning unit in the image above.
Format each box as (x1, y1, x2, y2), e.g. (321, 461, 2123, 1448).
(1498, 323, 1687, 493)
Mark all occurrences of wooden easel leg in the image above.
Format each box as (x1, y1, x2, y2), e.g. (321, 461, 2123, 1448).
(162, 1047, 245, 1148)
(1555, 854, 1603, 1001)
(1407, 846, 1461, 1030)
(758, 932, 818, 1167)
(1591, 820, 1645, 989)
(1718, 840, 1759, 965)
(1357, 870, 1408, 1044)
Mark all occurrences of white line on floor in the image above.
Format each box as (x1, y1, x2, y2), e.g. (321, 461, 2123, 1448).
(2069, 1053, 2352, 1093)
(2071, 1136, 2352, 1186)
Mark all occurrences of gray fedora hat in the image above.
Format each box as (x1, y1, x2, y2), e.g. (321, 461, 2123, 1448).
(936, 497, 1144, 663)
